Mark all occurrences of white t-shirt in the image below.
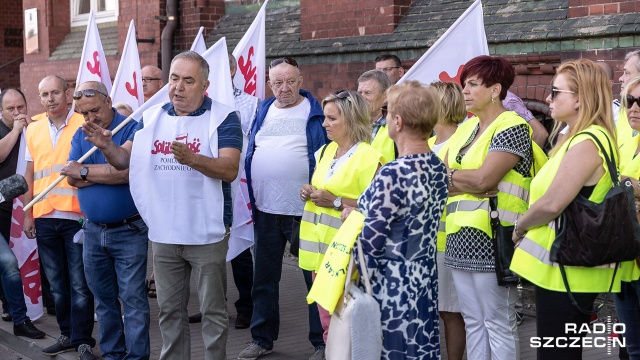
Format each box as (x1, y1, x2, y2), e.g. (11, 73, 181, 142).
(251, 98, 311, 215)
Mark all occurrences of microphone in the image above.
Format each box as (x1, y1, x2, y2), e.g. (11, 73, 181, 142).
(0, 174, 28, 204)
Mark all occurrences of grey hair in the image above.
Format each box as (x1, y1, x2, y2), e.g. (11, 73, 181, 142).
(171, 51, 209, 83)
(81, 81, 109, 99)
(357, 70, 391, 93)
(228, 53, 237, 72)
(625, 50, 640, 72)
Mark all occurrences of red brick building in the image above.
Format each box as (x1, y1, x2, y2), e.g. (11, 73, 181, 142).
(2, 0, 639, 124)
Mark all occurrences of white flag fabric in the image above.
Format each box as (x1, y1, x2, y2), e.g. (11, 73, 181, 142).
(232, 0, 268, 100)
(11, 131, 42, 320)
(129, 29, 209, 122)
(398, 0, 488, 87)
(75, 10, 112, 92)
(110, 20, 143, 111)
(190, 27, 207, 54)
(203, 37, 235, 110)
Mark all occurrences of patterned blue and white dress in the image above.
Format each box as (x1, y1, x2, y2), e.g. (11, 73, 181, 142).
(355, 152, 448, 360)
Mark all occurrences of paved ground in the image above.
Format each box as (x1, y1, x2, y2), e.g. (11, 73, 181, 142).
(0, 248, 627, 359)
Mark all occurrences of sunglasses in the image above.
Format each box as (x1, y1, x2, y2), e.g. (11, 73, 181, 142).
(626, 94, 640, 109)
(142, 77, 161, 83)
(550, 86, 575, 101)
(72, 89, 108, 100)
(269, 57, 298, 69)
(334, 90, 352, 103)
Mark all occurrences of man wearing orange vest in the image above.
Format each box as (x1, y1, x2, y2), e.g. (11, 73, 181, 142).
(23, 75, 96, 359)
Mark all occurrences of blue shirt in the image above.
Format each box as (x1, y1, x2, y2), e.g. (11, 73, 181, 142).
(68, 109, 139, 223)
(128, 96, 243, 225)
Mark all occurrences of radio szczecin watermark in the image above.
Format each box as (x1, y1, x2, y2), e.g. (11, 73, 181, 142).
(530, 317, 625, 355)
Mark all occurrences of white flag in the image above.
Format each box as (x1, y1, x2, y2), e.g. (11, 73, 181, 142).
(398, 0, 488, 87)
(11, 131, 42, 320)
(190, 27, 207, 54)
(110, 20, 143, 111)
(232, 0, 268, 100)
(203, 37, 235, 110)
(129, 29, 210, 122)
(75, 10, 112, 92)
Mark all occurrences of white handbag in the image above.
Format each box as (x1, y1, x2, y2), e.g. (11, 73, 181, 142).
(325, 235, 382, 360)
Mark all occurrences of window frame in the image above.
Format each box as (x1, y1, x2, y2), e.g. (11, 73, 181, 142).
(70, 0, 119, 27)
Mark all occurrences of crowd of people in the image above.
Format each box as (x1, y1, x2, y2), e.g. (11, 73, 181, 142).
(0, 48, 638, 360)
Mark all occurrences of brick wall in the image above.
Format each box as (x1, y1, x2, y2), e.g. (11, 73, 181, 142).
(568, 0, 640, 17)
(0, 0, 28, 91)
(174, 0, 225, 53)
(300, 0, 411, 40)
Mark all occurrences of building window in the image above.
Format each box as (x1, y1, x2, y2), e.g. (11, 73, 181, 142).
(71, 0, 118, 26)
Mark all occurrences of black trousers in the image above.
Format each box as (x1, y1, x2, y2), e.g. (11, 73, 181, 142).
(535, 285, 598, 360)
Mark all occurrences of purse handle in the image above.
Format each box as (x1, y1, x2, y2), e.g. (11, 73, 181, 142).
(343, 233, 374, 303)
(568, 130, 619, 186)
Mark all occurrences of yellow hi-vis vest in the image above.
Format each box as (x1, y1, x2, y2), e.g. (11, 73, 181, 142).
(428, 135, 451, 252)
(445, 112, 534, 239)
(306, 211, 364, 314)
(616, 132, 640, 282)
(298, 142, 382, 272)
(511, 126, 631, 292)
(616, 108, 632, 148)
(371, 124, 395, 165)
(26, 113, 84, 218)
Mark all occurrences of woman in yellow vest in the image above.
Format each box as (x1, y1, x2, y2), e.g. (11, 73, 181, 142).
(298, 90, 383, 343)
(428, 80, 467, 360)
(612, 75, 640, 358)
(444, 55, 534, 360)
(348, 80, 447, 359)
(510, 59, 624, 359)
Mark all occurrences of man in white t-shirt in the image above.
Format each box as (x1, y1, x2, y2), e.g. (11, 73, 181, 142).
(240, 57, 329, 360)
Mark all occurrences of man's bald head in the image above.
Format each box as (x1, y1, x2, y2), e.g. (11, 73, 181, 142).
(142, 65, 164, 101)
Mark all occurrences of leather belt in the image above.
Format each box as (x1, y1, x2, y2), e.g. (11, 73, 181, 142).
(95, 214, 142, 229)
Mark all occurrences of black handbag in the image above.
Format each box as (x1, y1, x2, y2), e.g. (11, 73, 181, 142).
(549, 131, 640, 314)
(549, 131, 640, 266)
(489, 196, 520, 287)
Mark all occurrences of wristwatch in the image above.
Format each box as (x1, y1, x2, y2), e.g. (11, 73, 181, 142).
(333, 196, 342, 211)
(80, 167, 89, 181)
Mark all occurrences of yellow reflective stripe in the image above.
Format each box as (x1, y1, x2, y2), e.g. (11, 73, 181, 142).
(33, 168, 50, 181)
(299, 238, 330, 254)
(518, 235, 618, 269)
(447, 199, 520, 224)
(438, 221, 446, 232)
(51, 164, 65, 173)
(497, 181, 529, 202)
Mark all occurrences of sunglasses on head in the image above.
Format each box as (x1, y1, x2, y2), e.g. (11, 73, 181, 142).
(334, 90, 352, 103)
(626, 94, 640, 109)
(269, 57, 298, 69)
(550, 86, 575, 101)
(72, 89, 108, 100)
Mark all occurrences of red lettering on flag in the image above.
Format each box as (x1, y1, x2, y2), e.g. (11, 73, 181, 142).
(238, 47, 257, 96)
(20, 250, 42, 305)
(126, 71, 139, 99)
(439, 65, 465, 86)
(87, 51, 101, 77)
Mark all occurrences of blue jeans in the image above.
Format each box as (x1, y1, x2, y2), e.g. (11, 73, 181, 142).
(35, 218, 95, 347)
(615, 280, 640, 359)
(231, 248, 254, 315)
(250, 209, 324, 350)
(0, 233, 27, 324)
(83, 218, 150, 360)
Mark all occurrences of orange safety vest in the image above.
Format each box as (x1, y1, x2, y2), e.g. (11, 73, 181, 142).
(25, 113, 84, 218)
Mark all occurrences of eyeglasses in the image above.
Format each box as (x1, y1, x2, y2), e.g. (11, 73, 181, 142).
(626, 94, 640, 109)
(379, 66, 400, 73)
(142, 77, 161, 83)
(72, 89, 108, 100)
(550, 86, 575, 100)
(270, 57, 298, 69)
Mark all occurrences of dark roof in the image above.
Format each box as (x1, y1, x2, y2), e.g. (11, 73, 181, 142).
(50, 23, 119, 61)
(206, 0, 640, 57)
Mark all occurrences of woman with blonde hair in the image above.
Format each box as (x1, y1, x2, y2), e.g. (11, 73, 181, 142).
(428, 80, 467, 360)
(298, 90, 383, 343)
(511, 59, 626, 359)
(349, 80, 447, 359)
